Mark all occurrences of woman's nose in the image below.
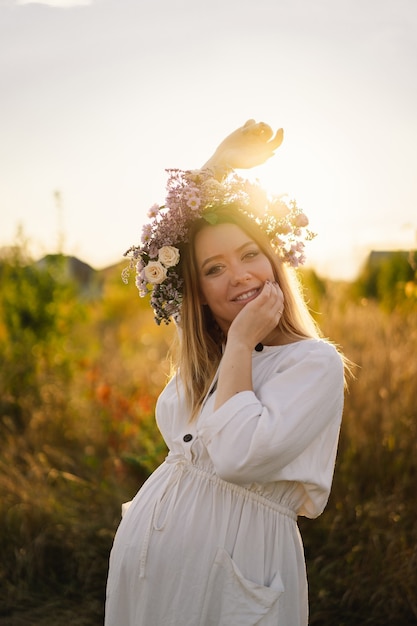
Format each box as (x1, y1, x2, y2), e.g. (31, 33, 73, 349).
(230, 265, 251, 285)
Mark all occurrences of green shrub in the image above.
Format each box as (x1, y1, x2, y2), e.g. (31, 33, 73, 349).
(352, 250, 417, 311)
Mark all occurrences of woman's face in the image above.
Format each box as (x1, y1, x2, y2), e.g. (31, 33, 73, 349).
(194, 222, 276, 334)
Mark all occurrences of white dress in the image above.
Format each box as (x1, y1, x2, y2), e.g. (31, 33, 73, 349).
(105, 339, 344, 626)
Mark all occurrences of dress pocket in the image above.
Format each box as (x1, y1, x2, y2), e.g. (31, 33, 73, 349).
(199, 547, 284, 626)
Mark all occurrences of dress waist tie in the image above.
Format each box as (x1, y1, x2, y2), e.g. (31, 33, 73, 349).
(153, 454, 188, 531)
(139, 454, 187, 578)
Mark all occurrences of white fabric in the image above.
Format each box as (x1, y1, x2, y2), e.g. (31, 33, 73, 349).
(105, 339, 344, 626)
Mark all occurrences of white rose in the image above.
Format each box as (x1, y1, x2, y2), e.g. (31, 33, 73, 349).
(158, 246, 180, 268)
(144, 261, 168, 284)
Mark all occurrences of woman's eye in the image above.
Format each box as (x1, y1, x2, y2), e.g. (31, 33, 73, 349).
(206, 264, 223, 276)
(243, 250, 259, 260)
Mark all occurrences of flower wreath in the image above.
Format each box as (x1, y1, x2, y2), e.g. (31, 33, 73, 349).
(123, 168, 315, 325)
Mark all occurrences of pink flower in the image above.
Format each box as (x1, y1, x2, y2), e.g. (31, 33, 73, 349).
(293, 241, 305, 253)
(187, 195, 201, 210)
(141, 223, 153, 244)
(147, 203, 160, 218)
(294, 213, 309, 227)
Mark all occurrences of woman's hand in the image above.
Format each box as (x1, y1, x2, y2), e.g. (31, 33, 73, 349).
(214, 281, 284, 410)
(228, 281, 284, 350)
(202, 119, 284, 179)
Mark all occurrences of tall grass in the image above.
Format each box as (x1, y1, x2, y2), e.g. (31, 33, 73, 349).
(0, 251, 416, 624)
(299, 285, 417, 624)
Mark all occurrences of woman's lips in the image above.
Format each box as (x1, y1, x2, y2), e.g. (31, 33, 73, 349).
(233, 288, 260, 302)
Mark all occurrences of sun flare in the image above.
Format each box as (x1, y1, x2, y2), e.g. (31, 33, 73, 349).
(242, 157, 357, 280)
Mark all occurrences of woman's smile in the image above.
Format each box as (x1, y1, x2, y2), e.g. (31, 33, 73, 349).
(232, 287, 261, 303)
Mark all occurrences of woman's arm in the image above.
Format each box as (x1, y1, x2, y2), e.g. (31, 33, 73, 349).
(198, 341, 344, 488)
(214, 281, 284, 410)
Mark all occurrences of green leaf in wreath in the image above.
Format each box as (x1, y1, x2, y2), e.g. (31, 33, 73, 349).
(203, 212, 218, 225)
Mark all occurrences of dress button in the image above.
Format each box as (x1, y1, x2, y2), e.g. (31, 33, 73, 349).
(183, 434, 193, 443)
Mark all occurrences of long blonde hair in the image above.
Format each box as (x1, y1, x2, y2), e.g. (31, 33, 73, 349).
(170, 205, 322, 420)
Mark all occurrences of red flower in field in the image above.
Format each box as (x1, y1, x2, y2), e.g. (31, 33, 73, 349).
(96, 383, 111, 404)
(138, 393, 154, 415)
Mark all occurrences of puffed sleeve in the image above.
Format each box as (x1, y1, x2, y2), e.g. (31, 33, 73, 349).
(197, 340, 344, 515)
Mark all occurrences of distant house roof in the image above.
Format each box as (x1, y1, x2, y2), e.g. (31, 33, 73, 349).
(36, 254, 101, 297)
(368, 250, 416, 267)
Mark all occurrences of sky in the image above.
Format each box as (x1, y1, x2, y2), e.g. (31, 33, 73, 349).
(1, 0, 416, 280)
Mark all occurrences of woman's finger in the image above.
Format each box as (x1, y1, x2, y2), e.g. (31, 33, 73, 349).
(268, 128, 284, 151)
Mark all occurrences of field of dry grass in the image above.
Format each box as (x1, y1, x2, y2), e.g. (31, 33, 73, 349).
(0, 253, 416, 625)
(301, 286, 417, 624)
